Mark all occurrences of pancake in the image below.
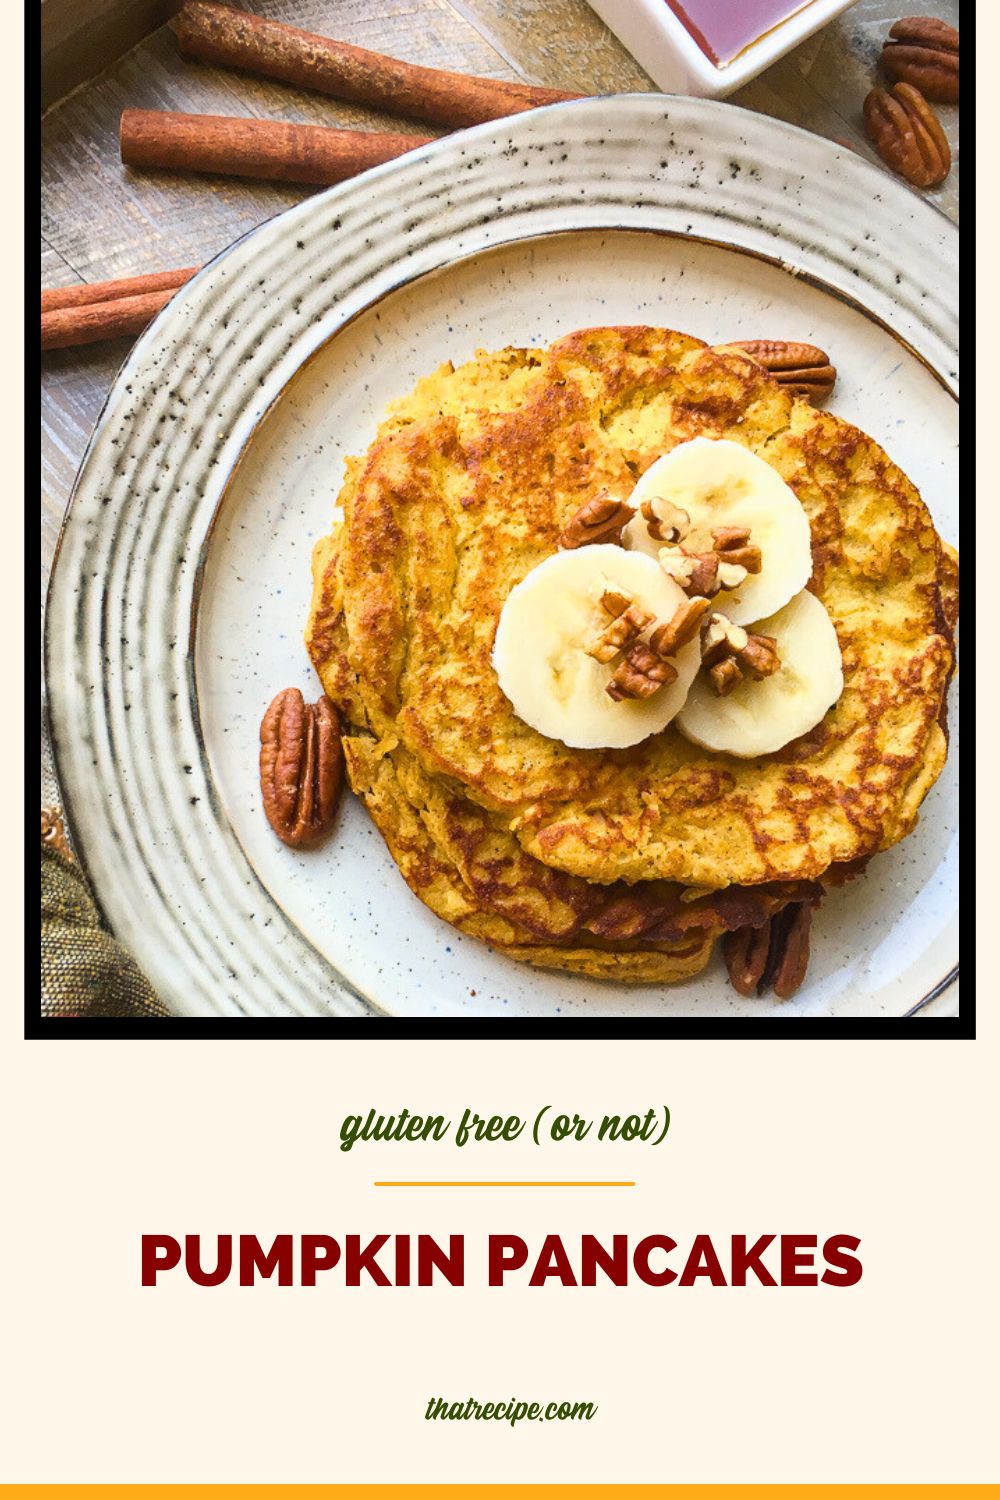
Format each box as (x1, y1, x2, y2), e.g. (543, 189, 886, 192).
(341, 732, 717, 982)
(308, 532, 820, 981)
(320, 327, 954, 892)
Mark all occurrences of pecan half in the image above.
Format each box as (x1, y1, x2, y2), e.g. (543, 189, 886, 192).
(760, 902, 814, 999)
(606, 641, 678, 701)
(881, 17, 959, 103)
(724, 902, 815, 999)
(726, 340, 837, 403)
(863, 82, 950, 188)
(260, 688, 343, 848)
(723, 922, 772, 996)
(558, 491, 633, 548)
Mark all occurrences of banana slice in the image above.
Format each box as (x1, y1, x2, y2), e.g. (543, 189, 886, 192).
(622, 437, 812, 625)
(492, 545, 701, 749)
(676, 589, 843, 759)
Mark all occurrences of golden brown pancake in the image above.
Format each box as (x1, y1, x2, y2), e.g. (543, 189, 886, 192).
(309, 533, 817, 981)
(307, 326, 956, 980)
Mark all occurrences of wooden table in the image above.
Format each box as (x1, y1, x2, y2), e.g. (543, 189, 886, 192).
(40, 0, 959, 810)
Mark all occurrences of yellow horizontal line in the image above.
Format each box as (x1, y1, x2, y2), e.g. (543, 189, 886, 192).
(373, 1180, 635, 1187)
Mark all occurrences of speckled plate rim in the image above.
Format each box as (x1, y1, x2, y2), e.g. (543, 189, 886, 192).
(44, 94, 959, 1019)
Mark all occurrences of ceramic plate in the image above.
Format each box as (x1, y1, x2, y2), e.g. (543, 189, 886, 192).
(45, 96, 959, 1019)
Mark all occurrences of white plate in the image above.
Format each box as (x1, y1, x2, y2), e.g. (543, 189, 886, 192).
(45, 96, 958, 1019)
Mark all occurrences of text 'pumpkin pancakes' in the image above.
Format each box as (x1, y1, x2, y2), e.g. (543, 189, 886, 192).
(306, 327, 957, 989)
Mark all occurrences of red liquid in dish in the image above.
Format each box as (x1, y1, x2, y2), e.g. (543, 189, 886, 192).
(665, 0, 813, 66)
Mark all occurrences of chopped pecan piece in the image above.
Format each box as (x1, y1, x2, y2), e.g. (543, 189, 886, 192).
(881, 17, 959, 103)
(640, 496, 690, 543)
(702, 613, 749, 666)
(649, 596, 712, 658)
(607, 641, 678, 701)
(717, 559, 749, 590)
(658, 546, 726, 598)
(558, 491, 633, 549)
(588, 602, 655, 664)
(657, 546, 696, 591)
(599, 585, 633, 617)
(702, 612, 781, 695)
(708, 658, 743, 696)
(687, 554, 723, 595)
(659, 545, 748, 598)
(738, 632, 780, 680)
(712, 525, 762, 575)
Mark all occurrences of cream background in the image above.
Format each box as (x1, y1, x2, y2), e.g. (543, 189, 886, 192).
(14, 4, 988, 1487)
(0, 1039, 996, 1484)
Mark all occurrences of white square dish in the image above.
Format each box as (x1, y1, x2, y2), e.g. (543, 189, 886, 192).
(588, 0, 857, 96)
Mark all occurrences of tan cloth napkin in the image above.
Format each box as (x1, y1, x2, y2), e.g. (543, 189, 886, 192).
(41, 809, 169, 1019)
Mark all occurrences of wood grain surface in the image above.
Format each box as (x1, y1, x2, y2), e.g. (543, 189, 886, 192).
(40, 0, 960, 804)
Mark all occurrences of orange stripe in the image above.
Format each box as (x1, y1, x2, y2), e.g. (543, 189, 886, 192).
(373, 1180, 635, 1187)
(1, 1484, 993, 1496)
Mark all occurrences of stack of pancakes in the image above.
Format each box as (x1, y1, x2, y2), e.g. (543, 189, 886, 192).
(307, 327, 957, 983)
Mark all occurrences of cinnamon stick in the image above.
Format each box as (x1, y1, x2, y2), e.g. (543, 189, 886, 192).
(41, 288, 179, 350)
(176, 0, 579, 130)
(121, 109, 433, 186)
(42, 266, 198, 314)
